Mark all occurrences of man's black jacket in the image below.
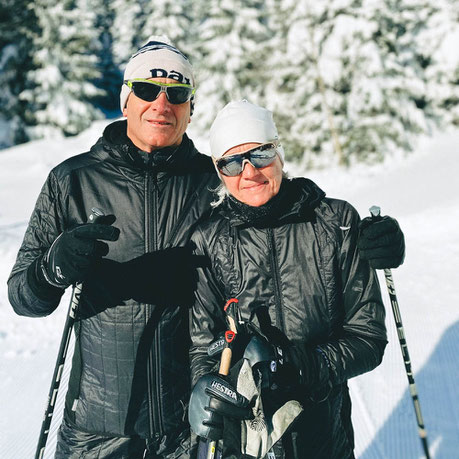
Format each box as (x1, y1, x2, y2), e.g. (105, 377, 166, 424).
(8, 120, 220, 451)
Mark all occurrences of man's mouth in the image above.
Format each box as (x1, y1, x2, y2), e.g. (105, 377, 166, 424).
(147, 119, 171, 126)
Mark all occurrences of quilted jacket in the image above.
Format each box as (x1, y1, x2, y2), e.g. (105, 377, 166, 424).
(189, 178, 387, 458)
(8, 119, 220, 454)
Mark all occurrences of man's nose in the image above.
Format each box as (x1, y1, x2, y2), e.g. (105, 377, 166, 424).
(150, 92, 170, 112)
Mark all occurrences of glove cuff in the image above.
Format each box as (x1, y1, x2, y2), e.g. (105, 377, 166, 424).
(27, 256, 66, 300)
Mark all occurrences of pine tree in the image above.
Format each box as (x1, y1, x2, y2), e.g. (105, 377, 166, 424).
(265, 1, 355, 166)
(22, 0, 104, 139)
(139, 0, 192, 51)
(0, 0, 36, 147)
(423, 0, 459, 127)
(111, 0, 145, 70)
(264, 0, 451, 167)
(190, 0, 273, 136)
(352, 0, 441, 163)
(91, 0, 122, 115)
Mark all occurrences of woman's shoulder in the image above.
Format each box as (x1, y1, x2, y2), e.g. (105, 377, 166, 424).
(191, 208, 230, 247)
(315, 196, 361, 230)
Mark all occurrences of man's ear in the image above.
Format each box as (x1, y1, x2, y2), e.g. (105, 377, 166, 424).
(122, 94, 130, 117)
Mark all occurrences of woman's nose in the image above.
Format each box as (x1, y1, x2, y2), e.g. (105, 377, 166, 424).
(241, 160, 258, 177)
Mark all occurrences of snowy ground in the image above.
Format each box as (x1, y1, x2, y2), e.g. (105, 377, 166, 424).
(0, 120, 458, 458)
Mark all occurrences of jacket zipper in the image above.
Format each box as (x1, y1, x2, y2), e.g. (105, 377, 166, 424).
(266, 227, 286, 331)
(145, 171, 163, 440)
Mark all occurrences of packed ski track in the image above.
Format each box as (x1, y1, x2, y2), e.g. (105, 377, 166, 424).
(0, 120, 458, 458)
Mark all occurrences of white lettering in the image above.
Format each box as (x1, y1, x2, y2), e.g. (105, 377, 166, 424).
(211, 380, 237, 400)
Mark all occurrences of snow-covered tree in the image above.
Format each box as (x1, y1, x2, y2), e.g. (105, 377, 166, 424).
(139, 0, 192, 52)
(91, 0, 121, 114)
(265, 0, 453, 167)
(423, 0, 459, 127)
(111, 0, 145, 70)
(265, 1, 358, 166)
(22, 0, 104, 139)
(190, 0, 273, 135)
(0, 0, 35, 147)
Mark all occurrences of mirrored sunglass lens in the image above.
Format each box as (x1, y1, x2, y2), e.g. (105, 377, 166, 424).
(217, 146, 277, 176)
(222, 159, 244, 176)
(216, 157, 241, 176)
(249, 148, 277, 168)
(131, 82, 161, 101)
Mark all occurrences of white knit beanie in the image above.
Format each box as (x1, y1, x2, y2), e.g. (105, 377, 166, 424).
(209, 100, 285, 161)
(120, 35, 195, 111)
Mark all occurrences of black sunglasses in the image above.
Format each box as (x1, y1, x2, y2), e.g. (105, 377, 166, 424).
(125, 79, 196, 105)
(215, 143, 279, 177)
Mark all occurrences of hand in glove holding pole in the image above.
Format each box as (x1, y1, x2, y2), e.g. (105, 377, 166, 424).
(37, 215, 120, 289)
(34, 208, 117, 459)
(189, 371, 252, 442)
(189, 299, 252, 458)
(358, 213, 405, 269)
(368, 206, 430, 459)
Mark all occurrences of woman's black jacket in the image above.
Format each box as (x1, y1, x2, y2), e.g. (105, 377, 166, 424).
(189, 178, 387, 458)
(8, 120, 220, 451)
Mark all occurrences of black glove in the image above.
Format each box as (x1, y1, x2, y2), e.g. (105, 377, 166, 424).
(358, 215, 405, 269)
(188, 373, 252, 441)
(123, 246, 199, 306)
(40, 215, 120, 288)
(243, 335, 300, 392)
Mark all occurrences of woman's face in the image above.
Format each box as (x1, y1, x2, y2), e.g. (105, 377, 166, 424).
(220, 142, 284, 207)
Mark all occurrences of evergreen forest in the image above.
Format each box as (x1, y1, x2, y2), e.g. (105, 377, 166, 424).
(1, 0, 458, 166)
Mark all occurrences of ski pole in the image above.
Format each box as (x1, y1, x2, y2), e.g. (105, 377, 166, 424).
(369, 206, 431, 459)
(206, 298, 239, 459)
(35, 207, 105, 459)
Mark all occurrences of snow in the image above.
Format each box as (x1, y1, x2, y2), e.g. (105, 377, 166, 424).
(0, 120, 458, 458)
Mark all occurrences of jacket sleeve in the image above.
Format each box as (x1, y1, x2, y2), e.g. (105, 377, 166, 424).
(8, 170, 65, 317)
(189, 225, 227, 387)
(292, 201, 387, 390)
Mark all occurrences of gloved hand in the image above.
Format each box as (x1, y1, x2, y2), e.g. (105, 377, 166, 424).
(188, 373, 252, 440)
(237, 336, 304, 458)
(123, 246, 199, 306)
(358, 215, 405, 269)
(40, 215, 120, 288)
(243, 334, 300, 393)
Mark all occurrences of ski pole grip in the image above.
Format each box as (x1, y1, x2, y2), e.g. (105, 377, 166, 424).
(219, 348, 232, 376)
(218, 330, 236, 376)
(369, 205, 381, 220)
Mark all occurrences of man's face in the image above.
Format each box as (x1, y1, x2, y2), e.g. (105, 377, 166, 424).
(123, 78, 191, 152)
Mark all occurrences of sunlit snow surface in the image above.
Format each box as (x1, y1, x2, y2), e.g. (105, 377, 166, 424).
(0, 120, 458, 458)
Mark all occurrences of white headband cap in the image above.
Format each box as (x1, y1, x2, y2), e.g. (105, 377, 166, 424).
(209, 100, 284, 161)
(120, 35, 195, 111)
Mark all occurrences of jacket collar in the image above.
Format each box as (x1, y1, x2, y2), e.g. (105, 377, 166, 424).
(100, 119, 195, 172)
(220, 177, 326, 227)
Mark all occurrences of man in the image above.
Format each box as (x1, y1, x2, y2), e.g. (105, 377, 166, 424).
(8, 38, 404, 458)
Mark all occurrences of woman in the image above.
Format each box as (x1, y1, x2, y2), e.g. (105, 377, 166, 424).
(188, 100, 389, 458)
